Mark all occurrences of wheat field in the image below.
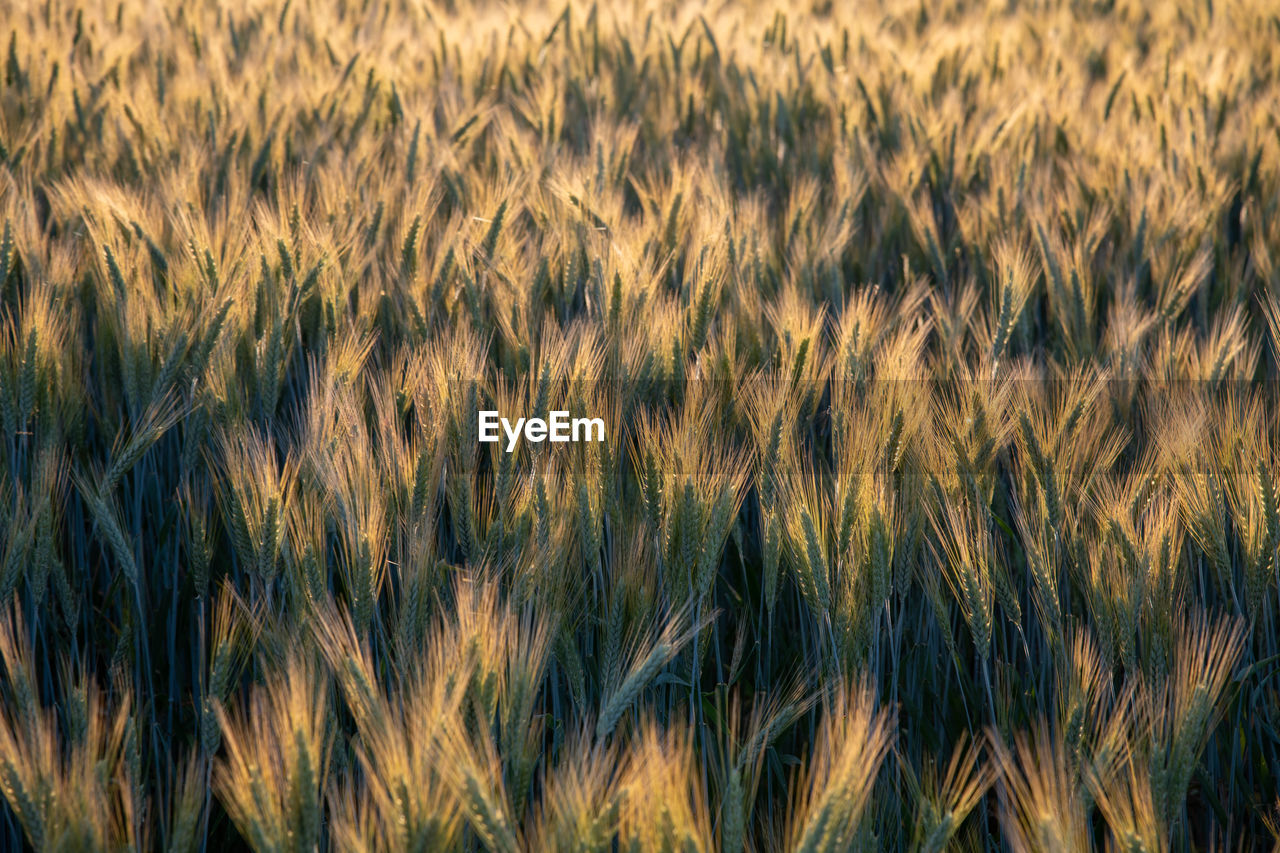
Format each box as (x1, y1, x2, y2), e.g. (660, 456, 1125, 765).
(1, 0, 1280, 849)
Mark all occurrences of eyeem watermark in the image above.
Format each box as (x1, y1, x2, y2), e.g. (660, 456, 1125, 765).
(479, 410, 606, 452)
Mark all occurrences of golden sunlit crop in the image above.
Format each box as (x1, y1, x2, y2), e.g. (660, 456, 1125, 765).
(2, 0, 1280, 848)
